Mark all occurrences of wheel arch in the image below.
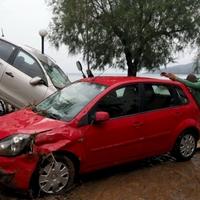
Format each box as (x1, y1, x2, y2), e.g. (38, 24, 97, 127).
(28, 150, 80, 197)
(171, 124, 200, 152)
(171, 126, 199, 161)
(182, 127, 200, 140)
(172, 125, 199, 146)
(172, 118, 200, 145)
(53, 150, 80, 176)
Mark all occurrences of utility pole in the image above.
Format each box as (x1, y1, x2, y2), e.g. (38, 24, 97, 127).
(39, 29, 48, 54)
(1, 28, 4, 37)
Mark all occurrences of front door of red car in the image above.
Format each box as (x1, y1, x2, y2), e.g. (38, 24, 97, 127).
(83, 84, 146, 170)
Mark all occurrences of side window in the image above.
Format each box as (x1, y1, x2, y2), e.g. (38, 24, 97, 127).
(175, 86, 188, 105)
(116, 87, 125, 97)
(0, 40, 15, 61)
(95, 84, 140, 118)
(143, 84, 177, 111)
(153, 85, 170, 95)
(13, 51, 45, 79)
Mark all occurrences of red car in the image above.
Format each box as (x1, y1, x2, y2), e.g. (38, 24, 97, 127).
(0, 76, 199, 196)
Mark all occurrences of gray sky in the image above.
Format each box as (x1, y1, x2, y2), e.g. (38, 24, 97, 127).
(0, 0, 197, 74)
(0, 0, 82, 74)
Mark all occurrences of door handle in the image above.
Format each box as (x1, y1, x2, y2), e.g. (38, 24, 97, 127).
(133, 122, 144, 128)
(5, 72, 14, 78)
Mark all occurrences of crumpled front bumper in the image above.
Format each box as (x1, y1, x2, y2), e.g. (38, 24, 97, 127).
(0, 153, 39, 190)
(0, 169, 14, 184)
(0, 132, 72, 192)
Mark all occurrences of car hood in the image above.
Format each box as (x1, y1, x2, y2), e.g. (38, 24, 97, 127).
(0, 109, 70, 139)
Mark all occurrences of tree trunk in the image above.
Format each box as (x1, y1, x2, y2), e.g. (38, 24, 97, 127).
(127, 64, 137, 76)
(113, 27, 138, 76)
(125, 50, 138, 76)
(124, 47, 137, 76)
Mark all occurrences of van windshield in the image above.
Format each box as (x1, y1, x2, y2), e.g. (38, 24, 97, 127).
(40, 60, 70, 89)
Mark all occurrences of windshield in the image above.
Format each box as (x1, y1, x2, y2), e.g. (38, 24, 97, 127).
(35, 82, 106, 121)
(41, 60, 70, 89)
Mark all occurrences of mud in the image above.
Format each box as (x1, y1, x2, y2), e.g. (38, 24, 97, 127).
(1, 151, 200, 200)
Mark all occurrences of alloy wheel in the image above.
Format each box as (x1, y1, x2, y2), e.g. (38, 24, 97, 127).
(179, 134, 196, 158)
(39, 160, 69, 194)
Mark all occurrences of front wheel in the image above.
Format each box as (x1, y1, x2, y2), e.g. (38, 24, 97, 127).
(171, 132, 197, 161)
(32, 154, 76, 196)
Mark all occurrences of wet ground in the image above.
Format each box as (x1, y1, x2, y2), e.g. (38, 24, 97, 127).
(1, 150, 200, 200)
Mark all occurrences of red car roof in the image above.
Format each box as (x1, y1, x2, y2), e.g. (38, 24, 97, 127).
(80, 76, 179, 87)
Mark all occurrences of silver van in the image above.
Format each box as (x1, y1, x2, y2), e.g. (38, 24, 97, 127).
(0, 38, 70, 109)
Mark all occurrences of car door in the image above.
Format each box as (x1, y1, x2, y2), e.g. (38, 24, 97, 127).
(0, 49, 49, 108)
(82, 84, 148, 170)
(0, 59, 7, 81)
(0, 39, 16, 81)
(136, 83, 188, 157)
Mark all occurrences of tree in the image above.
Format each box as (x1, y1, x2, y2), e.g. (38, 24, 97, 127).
(48, 0, 200, 76)
(194, 50, 200, 74)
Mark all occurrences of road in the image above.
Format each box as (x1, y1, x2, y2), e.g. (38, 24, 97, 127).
(1, 151, 200, 200)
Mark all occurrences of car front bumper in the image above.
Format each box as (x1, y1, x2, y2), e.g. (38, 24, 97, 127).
(0, 153, 39, 190)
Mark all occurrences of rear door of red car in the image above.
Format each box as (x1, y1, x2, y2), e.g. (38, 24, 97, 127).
(136, 83, 190, 157)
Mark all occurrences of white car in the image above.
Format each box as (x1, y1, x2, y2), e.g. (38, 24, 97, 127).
(0, 38, 70, 109)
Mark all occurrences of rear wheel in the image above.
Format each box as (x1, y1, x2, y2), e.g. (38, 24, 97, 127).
(32, 154, 75, 196)
(172, 132, 197, 161)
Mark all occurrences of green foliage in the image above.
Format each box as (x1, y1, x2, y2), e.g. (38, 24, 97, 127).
(48, 0, 200, 76)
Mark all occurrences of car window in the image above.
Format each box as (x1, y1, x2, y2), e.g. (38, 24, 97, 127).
(175, 86, 189, 104)
(143, 84, 179, 111)
(0, 40, 15, 61)
(13, 51, 45, 80)
(152, 85, 170, 95)
(116, 87, 125, 97)
(95, 84, 140, 118)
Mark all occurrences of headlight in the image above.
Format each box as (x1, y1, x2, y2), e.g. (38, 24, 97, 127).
(0, 134, 33, 156)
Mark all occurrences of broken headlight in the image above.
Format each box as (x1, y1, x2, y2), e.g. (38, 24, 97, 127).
(0, 134, 33, 156)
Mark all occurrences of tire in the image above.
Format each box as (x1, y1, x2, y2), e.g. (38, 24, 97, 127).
(31, 154, 76, 196)
(171, 132, 197, 161)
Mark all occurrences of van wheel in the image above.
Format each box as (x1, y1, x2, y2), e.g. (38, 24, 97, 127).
(31, 154, 75, 196)
(172, 132, 197, 161)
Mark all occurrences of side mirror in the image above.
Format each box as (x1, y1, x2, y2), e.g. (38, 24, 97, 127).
(94, 111, 110, 123)
(76, 61, 82, 71)
(30, 76, 45, 86)
(76, 61, 86, 78)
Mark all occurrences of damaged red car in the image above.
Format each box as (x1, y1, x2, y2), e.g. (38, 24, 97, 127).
(0, 76, 199, 196)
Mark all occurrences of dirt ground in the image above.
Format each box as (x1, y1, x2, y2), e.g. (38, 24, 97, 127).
(1, 150, 200, 200)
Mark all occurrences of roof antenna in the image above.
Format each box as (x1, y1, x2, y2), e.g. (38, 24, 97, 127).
(1, 28, 4, 37)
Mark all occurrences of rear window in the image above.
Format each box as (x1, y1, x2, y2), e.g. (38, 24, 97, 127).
(0, 40, 15, 61)
(175, 86, 189, 105)
(143, 84, 182, 111)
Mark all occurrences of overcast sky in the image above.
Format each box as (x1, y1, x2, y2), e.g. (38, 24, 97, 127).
(0, 0, 197, 74)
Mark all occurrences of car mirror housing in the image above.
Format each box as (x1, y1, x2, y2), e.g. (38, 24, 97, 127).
(30, 76, 45, 86)
(95, 111, 110, 123)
